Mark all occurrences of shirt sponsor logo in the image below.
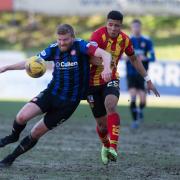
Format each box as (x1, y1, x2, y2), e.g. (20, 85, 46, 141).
(71, 50, 76, 56)
(55, 61, 78, 69)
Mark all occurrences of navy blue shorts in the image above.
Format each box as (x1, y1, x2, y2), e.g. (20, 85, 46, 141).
(127, 74, 145, 90)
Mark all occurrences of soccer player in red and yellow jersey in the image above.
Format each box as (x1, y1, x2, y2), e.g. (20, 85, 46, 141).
(87, 11, 160, 165)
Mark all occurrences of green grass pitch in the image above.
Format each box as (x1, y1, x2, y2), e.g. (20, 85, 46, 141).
(0, 101, 179, 179)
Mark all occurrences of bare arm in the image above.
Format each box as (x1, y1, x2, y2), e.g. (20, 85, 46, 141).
(129, 54, 160, 97)
(94, 48, 111, 69)
(93, 47, 112, 82)
(0, 61, 26, 73)
(129, 55, 147, 77)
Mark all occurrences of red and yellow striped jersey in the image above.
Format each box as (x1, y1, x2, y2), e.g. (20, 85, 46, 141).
(90, 26, 134, 86)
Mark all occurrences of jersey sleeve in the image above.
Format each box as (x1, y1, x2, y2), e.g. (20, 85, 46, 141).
(90, 30, 104, 47)
(146, 39, 156, 62)
(125, 37, 135, 57)
(38, 46, 53, 61)
(79, 39, 98, 56)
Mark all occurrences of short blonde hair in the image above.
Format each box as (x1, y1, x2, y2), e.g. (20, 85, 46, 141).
(56, 24, 75, 37)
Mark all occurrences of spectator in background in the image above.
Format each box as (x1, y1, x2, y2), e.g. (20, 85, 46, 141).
(126, 19, 156, 129)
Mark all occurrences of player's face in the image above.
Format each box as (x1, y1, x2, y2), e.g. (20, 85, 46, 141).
(131, 23, 141, 36)
(57, 33, 74, 52)
(106, 19, 122, 38)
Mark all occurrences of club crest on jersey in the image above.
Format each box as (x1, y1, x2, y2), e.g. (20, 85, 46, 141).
(71, 50, 76, 56)
(141, 42, 146, 48)
(40, 50, 46, 57)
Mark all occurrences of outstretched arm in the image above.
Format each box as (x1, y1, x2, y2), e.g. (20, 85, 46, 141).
(0, 61, 26, 73)
(129, 54, 160, 97)
(93, 47, 112, 82)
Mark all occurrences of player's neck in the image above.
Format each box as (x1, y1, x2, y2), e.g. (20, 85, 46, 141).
(108, 33, 121, 40)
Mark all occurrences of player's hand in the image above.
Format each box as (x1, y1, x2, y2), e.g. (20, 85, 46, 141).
(0, 66, 8, 73)
(101, 67, 112, 82)
(146, 80, 160, 97)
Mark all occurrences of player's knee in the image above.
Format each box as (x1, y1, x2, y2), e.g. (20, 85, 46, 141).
(31, 126, 42, 139)
(31, 120, 48, 139)
(16, 113, 28, 124)
(105, 104, 116, 113)
(105, 100, 116, 113)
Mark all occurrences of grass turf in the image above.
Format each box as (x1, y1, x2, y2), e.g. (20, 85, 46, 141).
(0, 101, 179, 179)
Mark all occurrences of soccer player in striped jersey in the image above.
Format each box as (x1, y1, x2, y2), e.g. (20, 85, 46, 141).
(87, 11, 160, 164)
(0, 24, 112, 167)
(126, 19, 156, 129)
